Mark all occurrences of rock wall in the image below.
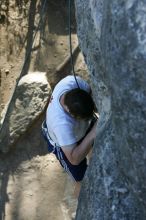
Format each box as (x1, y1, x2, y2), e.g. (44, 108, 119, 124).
(75, 0, 146, 219)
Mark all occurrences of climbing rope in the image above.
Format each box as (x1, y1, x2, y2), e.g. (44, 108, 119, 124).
(0, 0, 47, 132)
(68, 1, 98, 120)
(68, 0, 80, 89)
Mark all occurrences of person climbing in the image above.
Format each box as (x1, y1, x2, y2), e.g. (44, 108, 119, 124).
(42, 75, 98, 196)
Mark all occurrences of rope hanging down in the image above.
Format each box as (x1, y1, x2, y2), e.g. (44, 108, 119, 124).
(68, 1, 98, 120)
(0, 0, 47, 133)
(68, 0, 80, 89)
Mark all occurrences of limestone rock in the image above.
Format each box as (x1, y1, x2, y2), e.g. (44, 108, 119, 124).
(0, 72, 51, 152)
(75, 0, 146, 219)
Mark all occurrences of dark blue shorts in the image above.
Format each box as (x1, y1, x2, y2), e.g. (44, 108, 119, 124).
(41, 121, 87, 182)
(54, 146, 87, 182)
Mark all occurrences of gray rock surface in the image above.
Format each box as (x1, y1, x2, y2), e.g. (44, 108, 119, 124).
(75, 0, 146, 219)
(0, 72, 51, 152)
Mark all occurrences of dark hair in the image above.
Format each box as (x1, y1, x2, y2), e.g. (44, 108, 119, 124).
(64, 88, 95, 119)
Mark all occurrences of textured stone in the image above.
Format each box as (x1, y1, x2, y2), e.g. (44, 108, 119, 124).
(75, 0, 146, 219)
(0, 72, 51, 152)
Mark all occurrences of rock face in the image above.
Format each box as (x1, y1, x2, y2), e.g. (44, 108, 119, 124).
(75, 0, 146, 219)
(0, 72, 51, 152)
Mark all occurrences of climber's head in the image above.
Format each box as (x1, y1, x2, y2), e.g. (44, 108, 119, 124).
(64, 88, 95, 120)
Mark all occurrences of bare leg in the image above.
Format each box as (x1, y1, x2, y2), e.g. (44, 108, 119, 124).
(74, 181, 81, 198)
(74, 150, 93, 198)
(87, 148, 93, 164)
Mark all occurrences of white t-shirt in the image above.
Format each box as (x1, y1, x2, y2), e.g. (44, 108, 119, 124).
(46, 75, 91, 147)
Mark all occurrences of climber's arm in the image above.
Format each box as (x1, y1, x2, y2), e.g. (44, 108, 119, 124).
(61, 121, 97, 165)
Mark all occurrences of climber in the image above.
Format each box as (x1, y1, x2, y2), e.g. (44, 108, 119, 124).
(42, 75, 98, 196)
